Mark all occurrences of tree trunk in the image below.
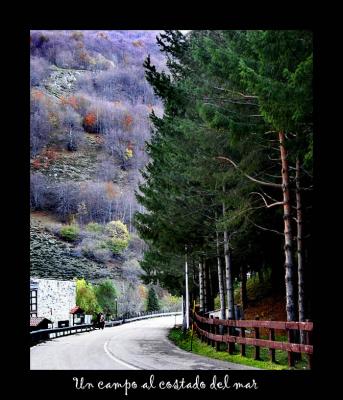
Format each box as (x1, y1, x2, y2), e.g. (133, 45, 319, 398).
(222, 193, 235, 320)
(240, 264, 248, 311)
(199, 260, 204, 313)
(203, 258, 208, 313)
(184, 246, 189, 329)
(296, 158, 306, 343)
(208, 262, 213, 311)
(216, 229, 226, 320)
(279, 131, 297, 322)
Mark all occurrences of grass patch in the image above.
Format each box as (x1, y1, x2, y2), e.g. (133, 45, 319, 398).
(168, 328, 309, 370)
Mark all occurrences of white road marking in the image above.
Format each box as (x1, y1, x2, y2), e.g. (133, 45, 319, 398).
(103, 340, 141, 370)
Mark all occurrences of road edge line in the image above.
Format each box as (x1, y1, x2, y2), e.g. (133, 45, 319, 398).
(103, 340, 141, 370)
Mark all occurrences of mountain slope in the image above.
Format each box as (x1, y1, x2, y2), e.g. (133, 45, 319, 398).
(30, 31, 165, 291)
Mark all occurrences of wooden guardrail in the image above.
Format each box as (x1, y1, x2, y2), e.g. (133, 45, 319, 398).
(191, 311, 313, 369)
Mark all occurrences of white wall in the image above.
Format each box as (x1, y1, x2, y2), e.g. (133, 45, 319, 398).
(30, 278, 76, 326)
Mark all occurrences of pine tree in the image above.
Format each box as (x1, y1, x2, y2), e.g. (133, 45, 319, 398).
(239, 30, 313, 322)
(146, 287, 159, 312)
(135, 30, 312, 330)
(94, 279, 117, 317)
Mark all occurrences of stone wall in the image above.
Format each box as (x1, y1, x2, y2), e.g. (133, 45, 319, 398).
(30, 277, 76, 326)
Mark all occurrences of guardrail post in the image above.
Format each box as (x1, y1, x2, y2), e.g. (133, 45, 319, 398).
(228, 318, 235, 355)
(254, 316, 260, 361)
(306, 319, 313, 369)
(195, 313, 203, 342)
(240, 325, 246, 357)
(287, 328, 295, 368)
(269, 320, 276, 363)
(208, 315, 211, 345)
(210, 315, 215, 348)
(215, 317, 220, 351)
(199, 313, 204, 342)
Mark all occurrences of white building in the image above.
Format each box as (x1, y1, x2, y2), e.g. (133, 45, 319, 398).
(30, 277, 77, 327)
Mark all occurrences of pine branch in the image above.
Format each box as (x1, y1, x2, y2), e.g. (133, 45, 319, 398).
(249, 192, 284, 208)
(216, 156, 282, 188)
(247, 218, 284, 236)
(267, 155, 281, 162)
(260, 189, 281, 204)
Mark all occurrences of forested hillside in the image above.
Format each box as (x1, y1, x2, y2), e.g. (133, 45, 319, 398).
(135, 30, 313, 327)
(30, 30, 180, 315)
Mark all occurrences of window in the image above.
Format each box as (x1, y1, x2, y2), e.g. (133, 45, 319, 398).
(30, 289, 37, 317)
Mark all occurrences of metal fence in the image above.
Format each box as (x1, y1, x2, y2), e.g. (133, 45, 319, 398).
(30, 311, 182, 346)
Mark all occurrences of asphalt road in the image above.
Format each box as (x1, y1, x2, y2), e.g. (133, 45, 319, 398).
(30, 315, 258, 370)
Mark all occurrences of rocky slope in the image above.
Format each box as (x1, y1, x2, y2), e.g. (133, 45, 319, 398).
(30, 217, 120, 282)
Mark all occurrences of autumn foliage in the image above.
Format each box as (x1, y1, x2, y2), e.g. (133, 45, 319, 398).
(32, 90, 45, 101)
(97, 32, 108, 40)
(31, 148, 60, 170)
(31, 158, 45, 170)
(132, 40, 143, 47)
(83, 112, 98, 133)
(123, 114, 133, 130)
(61, 96, 79, 110)
(105, 182, 118, 200)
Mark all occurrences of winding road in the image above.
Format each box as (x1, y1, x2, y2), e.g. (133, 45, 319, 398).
(30, 315, 257, 370)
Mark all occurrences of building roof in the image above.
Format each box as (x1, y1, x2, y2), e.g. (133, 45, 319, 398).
(30, 317, 52, 327)
(70, 306, 84, 314)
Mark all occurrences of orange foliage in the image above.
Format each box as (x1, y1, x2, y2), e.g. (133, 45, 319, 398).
(79, 50, 90, 63)
(123, 114, 133, 130)
(31, 148, 60, 170)
(42, 148, 59, 161)
(60, 96, 79, 110)
(138, 285, 148, 299)
(105, 182, 117, 200)
(83, 112, 97, 127)
(132, 40, 143, 47)
(32, 90, 45, 101)
(31, 158, 44, 170)
(68, 96, 79, 109)
(60, 96, 68, 106)
(127, 140, 134, 151)
(97, 32, 108, 40)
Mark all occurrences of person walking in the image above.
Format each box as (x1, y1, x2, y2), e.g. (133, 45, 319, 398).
(100, 312, 105, 330)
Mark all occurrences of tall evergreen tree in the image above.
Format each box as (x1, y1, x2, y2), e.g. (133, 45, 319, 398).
(135, 30, 312, 330)
(147, 287, 160, 312)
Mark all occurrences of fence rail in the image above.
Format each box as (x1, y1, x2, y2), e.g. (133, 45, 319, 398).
(191, 311, 313, 369)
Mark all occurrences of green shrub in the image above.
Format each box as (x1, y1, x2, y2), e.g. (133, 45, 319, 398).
(160, 294, 182, 312)
(60, 224, 79, 241)
(76, 278, 101, 315)
(105, 220, 129, 254)
(94, 279, 118, 316)
(106, 238, 129, 254)
(85, 222, 103, 233)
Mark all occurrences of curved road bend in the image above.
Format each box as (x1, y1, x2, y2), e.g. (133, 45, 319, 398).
(30, 315, 258, 370)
